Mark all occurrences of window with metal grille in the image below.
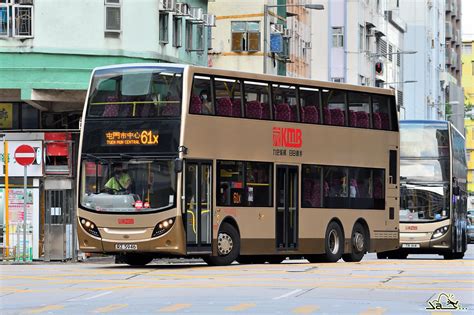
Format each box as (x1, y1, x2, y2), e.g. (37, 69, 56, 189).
(376, 38, 387, 56)
(0, 0, 34, 38)
(332, 27, 344, 48)
(397, 49, 401, 67)
(231, 21, 260, 52)
(397, 90, 403, 109)
(105, 0, 121, 33)
(388, 44, 393, 61)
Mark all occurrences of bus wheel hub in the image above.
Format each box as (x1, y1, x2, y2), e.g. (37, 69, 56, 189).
(354, 232, 365, 252)
(218, 233, 233, 256)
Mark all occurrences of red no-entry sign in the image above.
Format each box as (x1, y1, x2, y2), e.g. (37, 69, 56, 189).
(14, 145, 36, 166)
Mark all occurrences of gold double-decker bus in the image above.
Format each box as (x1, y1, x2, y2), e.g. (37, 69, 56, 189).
(377, 120, 467, 260)
(77, 64, 400, 266)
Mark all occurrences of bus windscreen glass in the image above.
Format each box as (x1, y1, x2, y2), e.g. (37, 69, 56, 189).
(80, 159, 176, 213)
(87, 67, 183, 118)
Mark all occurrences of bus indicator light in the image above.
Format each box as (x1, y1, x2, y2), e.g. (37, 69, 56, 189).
(144, 202, 150, 208)
(135, 201, 143, 209)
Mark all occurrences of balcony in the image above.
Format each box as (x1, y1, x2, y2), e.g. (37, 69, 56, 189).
(445, 49, 452, 65)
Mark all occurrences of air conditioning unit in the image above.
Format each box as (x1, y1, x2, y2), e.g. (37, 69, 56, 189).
(367, 28, 375, 36)
(272, 24, 284, 33)
(427, 0, 433, 8)
(160, 0, 176, 12)
(175, 2, 190, 16)
(203, 14, 216, 27)
(189, 7, 203, 21)
(282, 28, 292, 38)
(304, 41, 312, 49)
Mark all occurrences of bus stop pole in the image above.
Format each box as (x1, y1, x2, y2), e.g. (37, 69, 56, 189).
(3, 139, 9, 257)
(23, 165, 27, 262)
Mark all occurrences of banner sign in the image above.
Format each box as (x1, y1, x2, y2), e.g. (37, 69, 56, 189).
(0, 141, 43, 177)
(0, 103, 13, 129)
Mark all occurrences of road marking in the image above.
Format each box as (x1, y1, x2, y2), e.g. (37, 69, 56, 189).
(28, 305, 64, 314)
(93, 304, 128, 313)
(273, 289, 303, 300)
(85, 291, 113, 300)
(292, 305, 319, 314)
(225, 303, 256, 311)
(360, 307, 386, 315)
(158, 304, 192, 312)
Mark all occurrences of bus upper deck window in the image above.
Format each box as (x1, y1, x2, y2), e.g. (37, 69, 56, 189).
(372, 95, 390, 130)
(191, 75, 213, 115)
(348, 92, 370, 128)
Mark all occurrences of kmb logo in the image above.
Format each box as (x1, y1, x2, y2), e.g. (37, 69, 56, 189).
(272, 127, 302, 148)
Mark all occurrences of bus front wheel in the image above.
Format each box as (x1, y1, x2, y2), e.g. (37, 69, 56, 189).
(203, 222, 240, 266)
(322, 221, 344, 262)
(342, 223, 367, 262)
(122, 254, 153, 266)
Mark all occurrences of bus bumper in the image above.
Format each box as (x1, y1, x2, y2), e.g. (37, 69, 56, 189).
(399, 229, 451, 252)
(78, 217, 186, 256)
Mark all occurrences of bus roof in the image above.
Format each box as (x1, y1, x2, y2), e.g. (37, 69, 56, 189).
(91, 63, 395, 97)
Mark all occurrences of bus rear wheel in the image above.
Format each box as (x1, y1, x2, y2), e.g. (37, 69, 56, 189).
(342, 223, 367, 262)
(122, 254, 153, 266)
(203, 222, 240, 266)
(322, 221, 344, 262)
(443, 252, 464, 260)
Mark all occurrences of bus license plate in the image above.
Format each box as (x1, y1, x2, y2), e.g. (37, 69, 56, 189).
(115, 243, 138, 250)
(401, 243, 420, 248)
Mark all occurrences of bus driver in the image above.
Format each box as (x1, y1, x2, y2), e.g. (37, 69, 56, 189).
(105, 164, 132, 193)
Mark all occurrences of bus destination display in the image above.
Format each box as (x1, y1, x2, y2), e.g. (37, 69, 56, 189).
(105, 130, 159, 145)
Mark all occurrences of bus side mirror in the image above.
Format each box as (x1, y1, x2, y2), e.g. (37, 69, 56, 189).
(174, 158, 183, 173)
(453, 186, 460, 196)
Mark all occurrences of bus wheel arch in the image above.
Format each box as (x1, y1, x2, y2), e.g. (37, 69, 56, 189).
(203, 217, 240, 266)
(342, 219, 369, 262)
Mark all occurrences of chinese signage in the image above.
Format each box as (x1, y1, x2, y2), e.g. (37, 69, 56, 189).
(105, 130, 160, 145)
(272, 127, 303, 157)
(0, 103, 12, 129)
(0, 141, 43, 177)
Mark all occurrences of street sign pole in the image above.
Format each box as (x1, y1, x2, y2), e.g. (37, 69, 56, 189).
(23, 165, 27, 262)
(14, 144, 36, 262)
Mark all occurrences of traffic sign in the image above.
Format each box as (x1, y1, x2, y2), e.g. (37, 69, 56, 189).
(14, 145, 36, 166)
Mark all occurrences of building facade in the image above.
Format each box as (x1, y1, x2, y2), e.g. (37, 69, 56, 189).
(464, 118, 474, 194)
(311, 0, 406, 108)
(463, 39, 474, 106)
(399, 0, 463, 131)
(208, 0, 312, 78)
(0, 0, 212, 260)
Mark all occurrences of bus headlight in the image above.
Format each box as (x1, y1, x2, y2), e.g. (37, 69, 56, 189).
(152, 218, 175, 238)
(431, 226, 449, 239)
(79, 217, 101, 238)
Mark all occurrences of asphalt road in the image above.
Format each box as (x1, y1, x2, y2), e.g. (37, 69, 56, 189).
(1, 246, 473, 314)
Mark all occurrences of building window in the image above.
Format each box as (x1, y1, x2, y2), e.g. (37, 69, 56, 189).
(159, 12, 169, 44)
(359, 25, 364, 51)
(185, 20, 193, 51)
(388, 44, 393, 61)
(0, 0, 34, 38)
(173, 17, 182, 47)
(462, 43, 472, 55)
(332, 27, 343, 48)
(105, 0, 121, 33)
(231, 21, 260, 52)
(195, 23, 204, 51)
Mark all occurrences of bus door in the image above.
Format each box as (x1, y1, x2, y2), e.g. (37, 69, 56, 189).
(387, 146, 399, 224)
(184, 161, 212, 253)
(276, 165, 298, 250)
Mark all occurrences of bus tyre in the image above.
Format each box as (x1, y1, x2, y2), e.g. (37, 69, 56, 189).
(443, 252, 464, 260)
(122, 254, 153, 266)
(203, 223, 240, 266)
(342, 223, 367, 262)
(322, 222, 344, 262)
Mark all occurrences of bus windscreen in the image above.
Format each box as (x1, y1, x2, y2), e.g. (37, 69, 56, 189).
(87, 67, 183, 118)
